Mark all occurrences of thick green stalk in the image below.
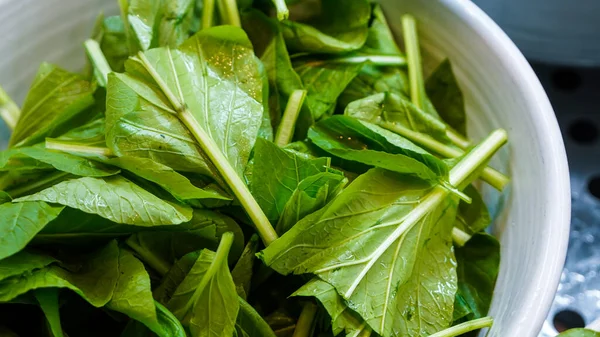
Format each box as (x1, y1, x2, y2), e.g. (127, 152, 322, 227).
(428, 317, 493, 337)
(275, 90, 307, 147)
(273, 0, 289, 21)
(379, 121, 510, 191)
(449, 129, 507, 188)
(202, 0, 216, 29)
(402, 15, 425, 110)
(45, 139, 114, 157)
(0, 86, 20, 130)
(218, 0, 241, 27)
(180, 232, 234, 318)
(301, 55, 407, 68)
(292, 302, 317, 337)
(136, 51, 278, 246)
(5, 171, 70, 198)
(125, 238, 171, 276)
(84, 39, 112, 87)
(452, 227, 471, 247)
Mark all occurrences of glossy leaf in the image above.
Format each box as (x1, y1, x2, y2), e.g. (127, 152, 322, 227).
(361, 4, 402, 56)
(242, 10, 305, 133)
(0, 201, 64, 260)
(281, 0, 371, 54)
(109, 156, 230, 202)
(0, 250, 57, 281)
(453, 233, 500, 322)
(293, 279, 366, 337)
(106, 248, 164, 335)
(276, 172, 346, 234)
(0, 241, 120, 307)
(106, 26, 264, 178)
(9, 64, 95, 147)
(0, 146, 120, 177)
(126, 209, 244, 274)
(295, 62, 363, 123)
(454, 185, 492, 235)
(14, 176, 193, 226)
(235, 296, 278, 337)
(167, 246, 239, 337)
(339, 65, 409, 109)
(250, 138, 331, 221)
(308, 115, 448, 182)
(231, 235, 259, 299)
(344, 92, 450, 144)
(35, 289, 65, 337)
(154, 251, 200, 305)
(260, 168, 458, 336)
(97, 16, 130, 72)
(426, 60, 467, 136)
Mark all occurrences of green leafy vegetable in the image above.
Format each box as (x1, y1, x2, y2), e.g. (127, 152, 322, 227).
(0, 5, 511, 337)
(35, 288, 65, 337)
(281, 0, 370, 54)
(9, 64, 95, 147)
(14, 176, 193, 226)
(0, 202, 64, 260)
(426, 59, 467, 136)
(453, 233, 500, 322)
(308, 115, 448, 182)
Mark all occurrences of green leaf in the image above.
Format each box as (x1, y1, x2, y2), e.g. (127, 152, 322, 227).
(235, 296, 277, 337)
(109, 156, 230, 202)
(0, 241, 120, 307)
(154, 251, 200, 305)
(9, 64, 95, 147)
(453, 233, 500, 322)
(0, 250, 57, 281)
(0, 191, 11, 204)
(52, 116, 107, 148)
(250, 138, 330, 221)
(308, 115, 448, 182)
(260, 168, 458, 336)
(454, 185, 491, 236)
(96, 16, 130, 72)
(14, 176, 193, 226)
(231, 235, 259, 300)
(276, 172, 346, 234)
(106, 248, 168, 335)
(295, 62, 363, 123)
(0, 201, 64, 260)
(106, 26, 264, 178)
(0, 146, 120, 177)
(167, 237, 239, 337)
(361, 4, 402, 56)
(35, 289, 65, 337)
(339, 65, 409, 109)
(344, 92, 450, 144)
(126, 209, 244, 275)
(281, 0, 370, 54)
(557, 329, 600, 337)
(123, 0, 195, 52)
(425, 60, 467, 136)
(293, 279, 366, 337)
(242, 10, 305, 133)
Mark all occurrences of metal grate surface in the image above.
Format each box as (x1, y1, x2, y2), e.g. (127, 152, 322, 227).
(531, 63, 600, 336)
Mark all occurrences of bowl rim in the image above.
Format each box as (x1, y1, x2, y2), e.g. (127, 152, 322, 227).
(439, 0, 571, 334)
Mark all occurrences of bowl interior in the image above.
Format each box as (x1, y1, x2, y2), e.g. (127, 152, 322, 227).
(0, 0, 570, 336)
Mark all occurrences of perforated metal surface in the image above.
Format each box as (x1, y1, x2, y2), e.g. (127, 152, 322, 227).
(533, 63, 600, 336)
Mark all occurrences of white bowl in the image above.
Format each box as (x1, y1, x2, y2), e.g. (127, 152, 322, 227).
(0, 0, 570, 336)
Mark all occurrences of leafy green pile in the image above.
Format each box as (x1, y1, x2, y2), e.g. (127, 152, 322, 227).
(0, 0, 510, 336)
